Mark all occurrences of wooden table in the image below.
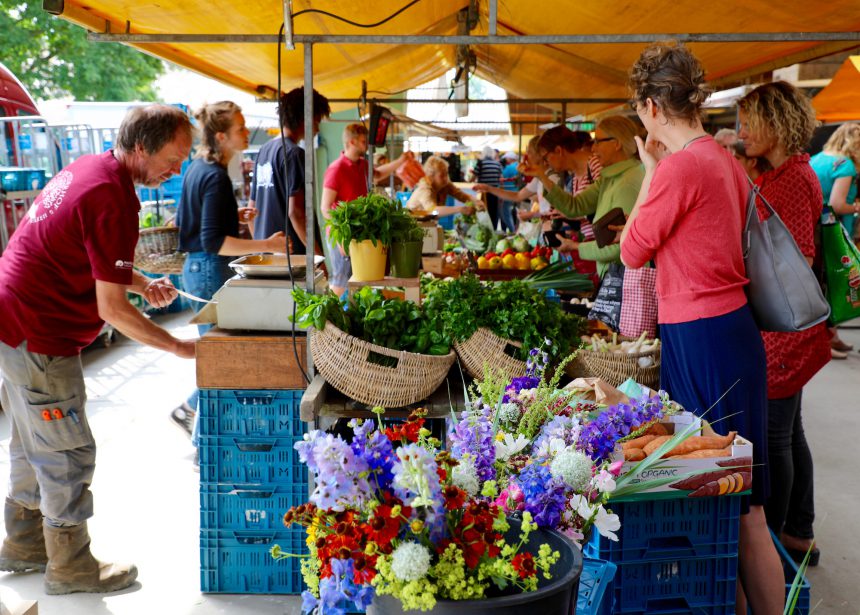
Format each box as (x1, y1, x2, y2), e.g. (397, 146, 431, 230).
(300, 365, 470, 427)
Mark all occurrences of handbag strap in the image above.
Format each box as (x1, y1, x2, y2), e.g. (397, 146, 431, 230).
(743, 179, 780, 257)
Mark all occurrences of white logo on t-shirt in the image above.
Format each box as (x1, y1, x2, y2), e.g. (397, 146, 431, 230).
(256, 162, 274, 189)
(28, 170, 73, 223)
(114, 260, 133, 269)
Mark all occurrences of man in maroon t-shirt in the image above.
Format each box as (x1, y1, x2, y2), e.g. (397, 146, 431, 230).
(320, 123, 412, 296)
(0, 105, 194, 595)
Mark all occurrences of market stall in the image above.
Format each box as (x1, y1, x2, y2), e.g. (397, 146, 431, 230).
(42, 2, 856, 612)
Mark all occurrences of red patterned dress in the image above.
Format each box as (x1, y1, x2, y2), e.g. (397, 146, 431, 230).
(756, 153, 830, 400)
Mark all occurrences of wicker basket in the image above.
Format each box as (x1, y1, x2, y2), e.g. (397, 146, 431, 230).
(134, 226, 186, 274)
(310, 323, 456, 408)
(454, 327, 528, 380)
(575, 345, 661, 390)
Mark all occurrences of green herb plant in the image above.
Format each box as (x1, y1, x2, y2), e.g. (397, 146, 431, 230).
(390, 208, 426, 243)
(326, 194, 400, 251)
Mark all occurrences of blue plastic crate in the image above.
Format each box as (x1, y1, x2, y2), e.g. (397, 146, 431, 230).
(198, 436, 307, 485)
(611, 554, 737, 614)
(200, 529, 307, 594)
(774, 532, 811, 615)
(200, 483, 307, 531)
(584, 495, 741, 563)
(578, 558, 617, 615)
(198, 389, 307, 438)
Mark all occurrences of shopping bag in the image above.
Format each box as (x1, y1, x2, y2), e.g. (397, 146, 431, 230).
(821, 218, 860, 324)
(518, 220, 542, 242)
(587, 262, 624, 331)
(619, 265, 658, 339)
(395, 157, 425, 189)
(476, 209, 495, 230)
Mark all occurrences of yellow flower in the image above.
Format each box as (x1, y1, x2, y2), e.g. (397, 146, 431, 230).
(410, 519, 425, 533)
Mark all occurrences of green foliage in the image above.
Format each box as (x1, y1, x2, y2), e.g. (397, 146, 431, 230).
(423, 274, 586, 361)
(390, 207, 426, 243)
(326, 194, 400, 251)
(0, 2, 165, 101)
(291, 286, 450, 356)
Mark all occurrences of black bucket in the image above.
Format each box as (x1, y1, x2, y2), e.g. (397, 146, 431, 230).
(367, 518, 583, 615)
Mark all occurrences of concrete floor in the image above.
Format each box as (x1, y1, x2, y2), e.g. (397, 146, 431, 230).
(0, 312, 858, 614)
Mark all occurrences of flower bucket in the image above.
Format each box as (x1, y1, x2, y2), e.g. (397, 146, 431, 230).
(368, 518, 583, 615)
(390, 240, 422, 278)
(350, 239, 388, 281)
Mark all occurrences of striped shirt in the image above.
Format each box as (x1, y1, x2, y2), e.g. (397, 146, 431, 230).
(474, 157, 504, 187)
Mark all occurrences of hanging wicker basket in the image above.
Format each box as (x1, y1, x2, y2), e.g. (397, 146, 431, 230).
(454, 327, 528, 380)
(134, 227, 186, 275)
(310, 323, 456, 408)
(576, 345, 661, 390)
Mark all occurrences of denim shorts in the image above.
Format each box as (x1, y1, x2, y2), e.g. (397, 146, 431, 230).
(328, 241, 352, 288)
(182, 251, 233, 335)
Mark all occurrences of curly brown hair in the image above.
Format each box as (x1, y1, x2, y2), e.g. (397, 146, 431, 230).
(737, 82, 817, 156)
(628, 41, 711, 123)
(823, 122, 860, 168)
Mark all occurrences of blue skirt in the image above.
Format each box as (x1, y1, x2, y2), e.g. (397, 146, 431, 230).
(660, 305, 768, 508)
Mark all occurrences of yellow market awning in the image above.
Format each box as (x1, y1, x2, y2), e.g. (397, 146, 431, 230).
(51, 1, 860, 117)
(813, 56, 860, 122)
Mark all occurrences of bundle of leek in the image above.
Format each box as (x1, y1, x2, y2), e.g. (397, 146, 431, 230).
(523, 260, 594, 292)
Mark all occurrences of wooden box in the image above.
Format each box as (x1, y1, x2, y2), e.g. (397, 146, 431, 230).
(196, 328, 308, 390)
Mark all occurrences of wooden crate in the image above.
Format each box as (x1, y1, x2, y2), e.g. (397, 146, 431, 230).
(196, 328, 309, 390)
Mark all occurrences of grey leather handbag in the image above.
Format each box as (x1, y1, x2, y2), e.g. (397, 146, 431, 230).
(742, 185, 830, 332)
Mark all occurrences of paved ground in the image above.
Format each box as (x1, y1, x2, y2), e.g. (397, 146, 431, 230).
(0, 312, 857, 614)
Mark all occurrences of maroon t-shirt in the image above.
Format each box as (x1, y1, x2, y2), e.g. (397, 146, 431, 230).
(0, 151, 140, 356)
(323, 152, 369, 205)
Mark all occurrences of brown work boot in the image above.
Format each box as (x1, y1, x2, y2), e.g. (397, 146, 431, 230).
(43, 521, 138, 594)
(0, 497, 48, 572)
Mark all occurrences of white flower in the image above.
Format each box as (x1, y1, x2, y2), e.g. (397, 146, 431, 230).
(550, 449, 594, 491)
(495, 433, 530, 460)
(592, 469, 616, 493)
(391, 542, 431, 581)
(497, 403, 520, 424)
(535, 437, 567, 460)
(452, 456, 479, 496)
(593, 506, 621, 542)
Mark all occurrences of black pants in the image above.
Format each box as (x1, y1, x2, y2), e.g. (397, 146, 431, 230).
(765, 390, 815, 539)
(485, 193, 500, 231)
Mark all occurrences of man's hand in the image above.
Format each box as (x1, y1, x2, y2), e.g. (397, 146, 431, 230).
(238, 207, 257, 224)
(472, 183, 492, 193)
(172, 339, 197, 359)
(143, 277, 178, 308)
(557, 237, 580, 253)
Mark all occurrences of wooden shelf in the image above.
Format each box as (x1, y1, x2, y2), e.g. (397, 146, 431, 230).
(299, 365, 469, 423)
(347, 275, 421, 303)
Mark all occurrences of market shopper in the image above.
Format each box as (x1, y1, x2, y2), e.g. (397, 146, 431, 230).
(320, 123, 415, 297)
(731, 140, 772, 183)
(524, 117, 644, 278)
(714, 127, 739, 151)
(468, 146, 505, 230)
(621, 42, 784, 614)
(0, 104, 196, 594)
(406, 155, 476, 218)
(171, 102, 287, 440)
(249, 86, 330, 254)
(738, 82, 830, 569)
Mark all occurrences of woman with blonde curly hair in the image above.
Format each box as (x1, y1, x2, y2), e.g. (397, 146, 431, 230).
(738, 82, 829, 572)
(621, 42, 784, 614)
(406, 155, 475, 218)
(810, 122, 860, 236)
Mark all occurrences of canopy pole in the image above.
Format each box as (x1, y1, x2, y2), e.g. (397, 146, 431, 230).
(282, 0, 294, 50)
(303, 41, 315, 377)
(488, 0, 498, 36)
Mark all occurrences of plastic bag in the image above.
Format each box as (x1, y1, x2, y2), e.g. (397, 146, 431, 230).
(587, 263, 624, 331)
(821, 219, 860, 324)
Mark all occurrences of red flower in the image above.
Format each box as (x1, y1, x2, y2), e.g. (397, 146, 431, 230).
(512, 552, 536, 579)
(443, 485, 467, 510)
(367, 505, 401, 545)
(384, 415, 425, 443)
(352, 552, 378, 584)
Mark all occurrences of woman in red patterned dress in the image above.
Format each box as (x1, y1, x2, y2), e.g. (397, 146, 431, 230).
(737, 82, 829, 568)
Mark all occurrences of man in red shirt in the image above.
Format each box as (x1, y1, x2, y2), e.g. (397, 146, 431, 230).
(320, 123, 412, 296)
(0, 105, 195, 595)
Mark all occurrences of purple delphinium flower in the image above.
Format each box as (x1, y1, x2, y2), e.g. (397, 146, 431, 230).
(449, 408, 496, 481)
(349, 419, 396, 492)
(516, 464, 568, 528)
(576, 394, 667, 462)
(531, 415, 580, 460)
(294, 430, 371, 511)
(304, 558, 375, 615)
(393, 443, 446, 539)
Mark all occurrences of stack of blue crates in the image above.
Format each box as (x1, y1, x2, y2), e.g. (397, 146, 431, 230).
(578, 558, 618, 615)
(584, 495, 742, 614)
(197, 389, 309, 594)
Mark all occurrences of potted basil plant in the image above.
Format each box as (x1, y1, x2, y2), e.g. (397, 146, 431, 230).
(327, 194, 399, 281)
(389, 209, 425, 278)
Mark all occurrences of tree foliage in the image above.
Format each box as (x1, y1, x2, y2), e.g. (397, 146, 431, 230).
(0, 2, 165, 101)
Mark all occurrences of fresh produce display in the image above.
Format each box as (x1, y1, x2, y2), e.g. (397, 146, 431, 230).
(325, 193, 401, 250)
(583, 332, 661, 355)
(291, 286, 449, 356)
(523, 260, 594, 292)
(421, 273, 586, 361)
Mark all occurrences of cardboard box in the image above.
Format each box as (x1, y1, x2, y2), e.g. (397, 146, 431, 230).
(615, 413, 753, 496)
(0, 599, 38, 615)
(196, 328, 308, 390)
